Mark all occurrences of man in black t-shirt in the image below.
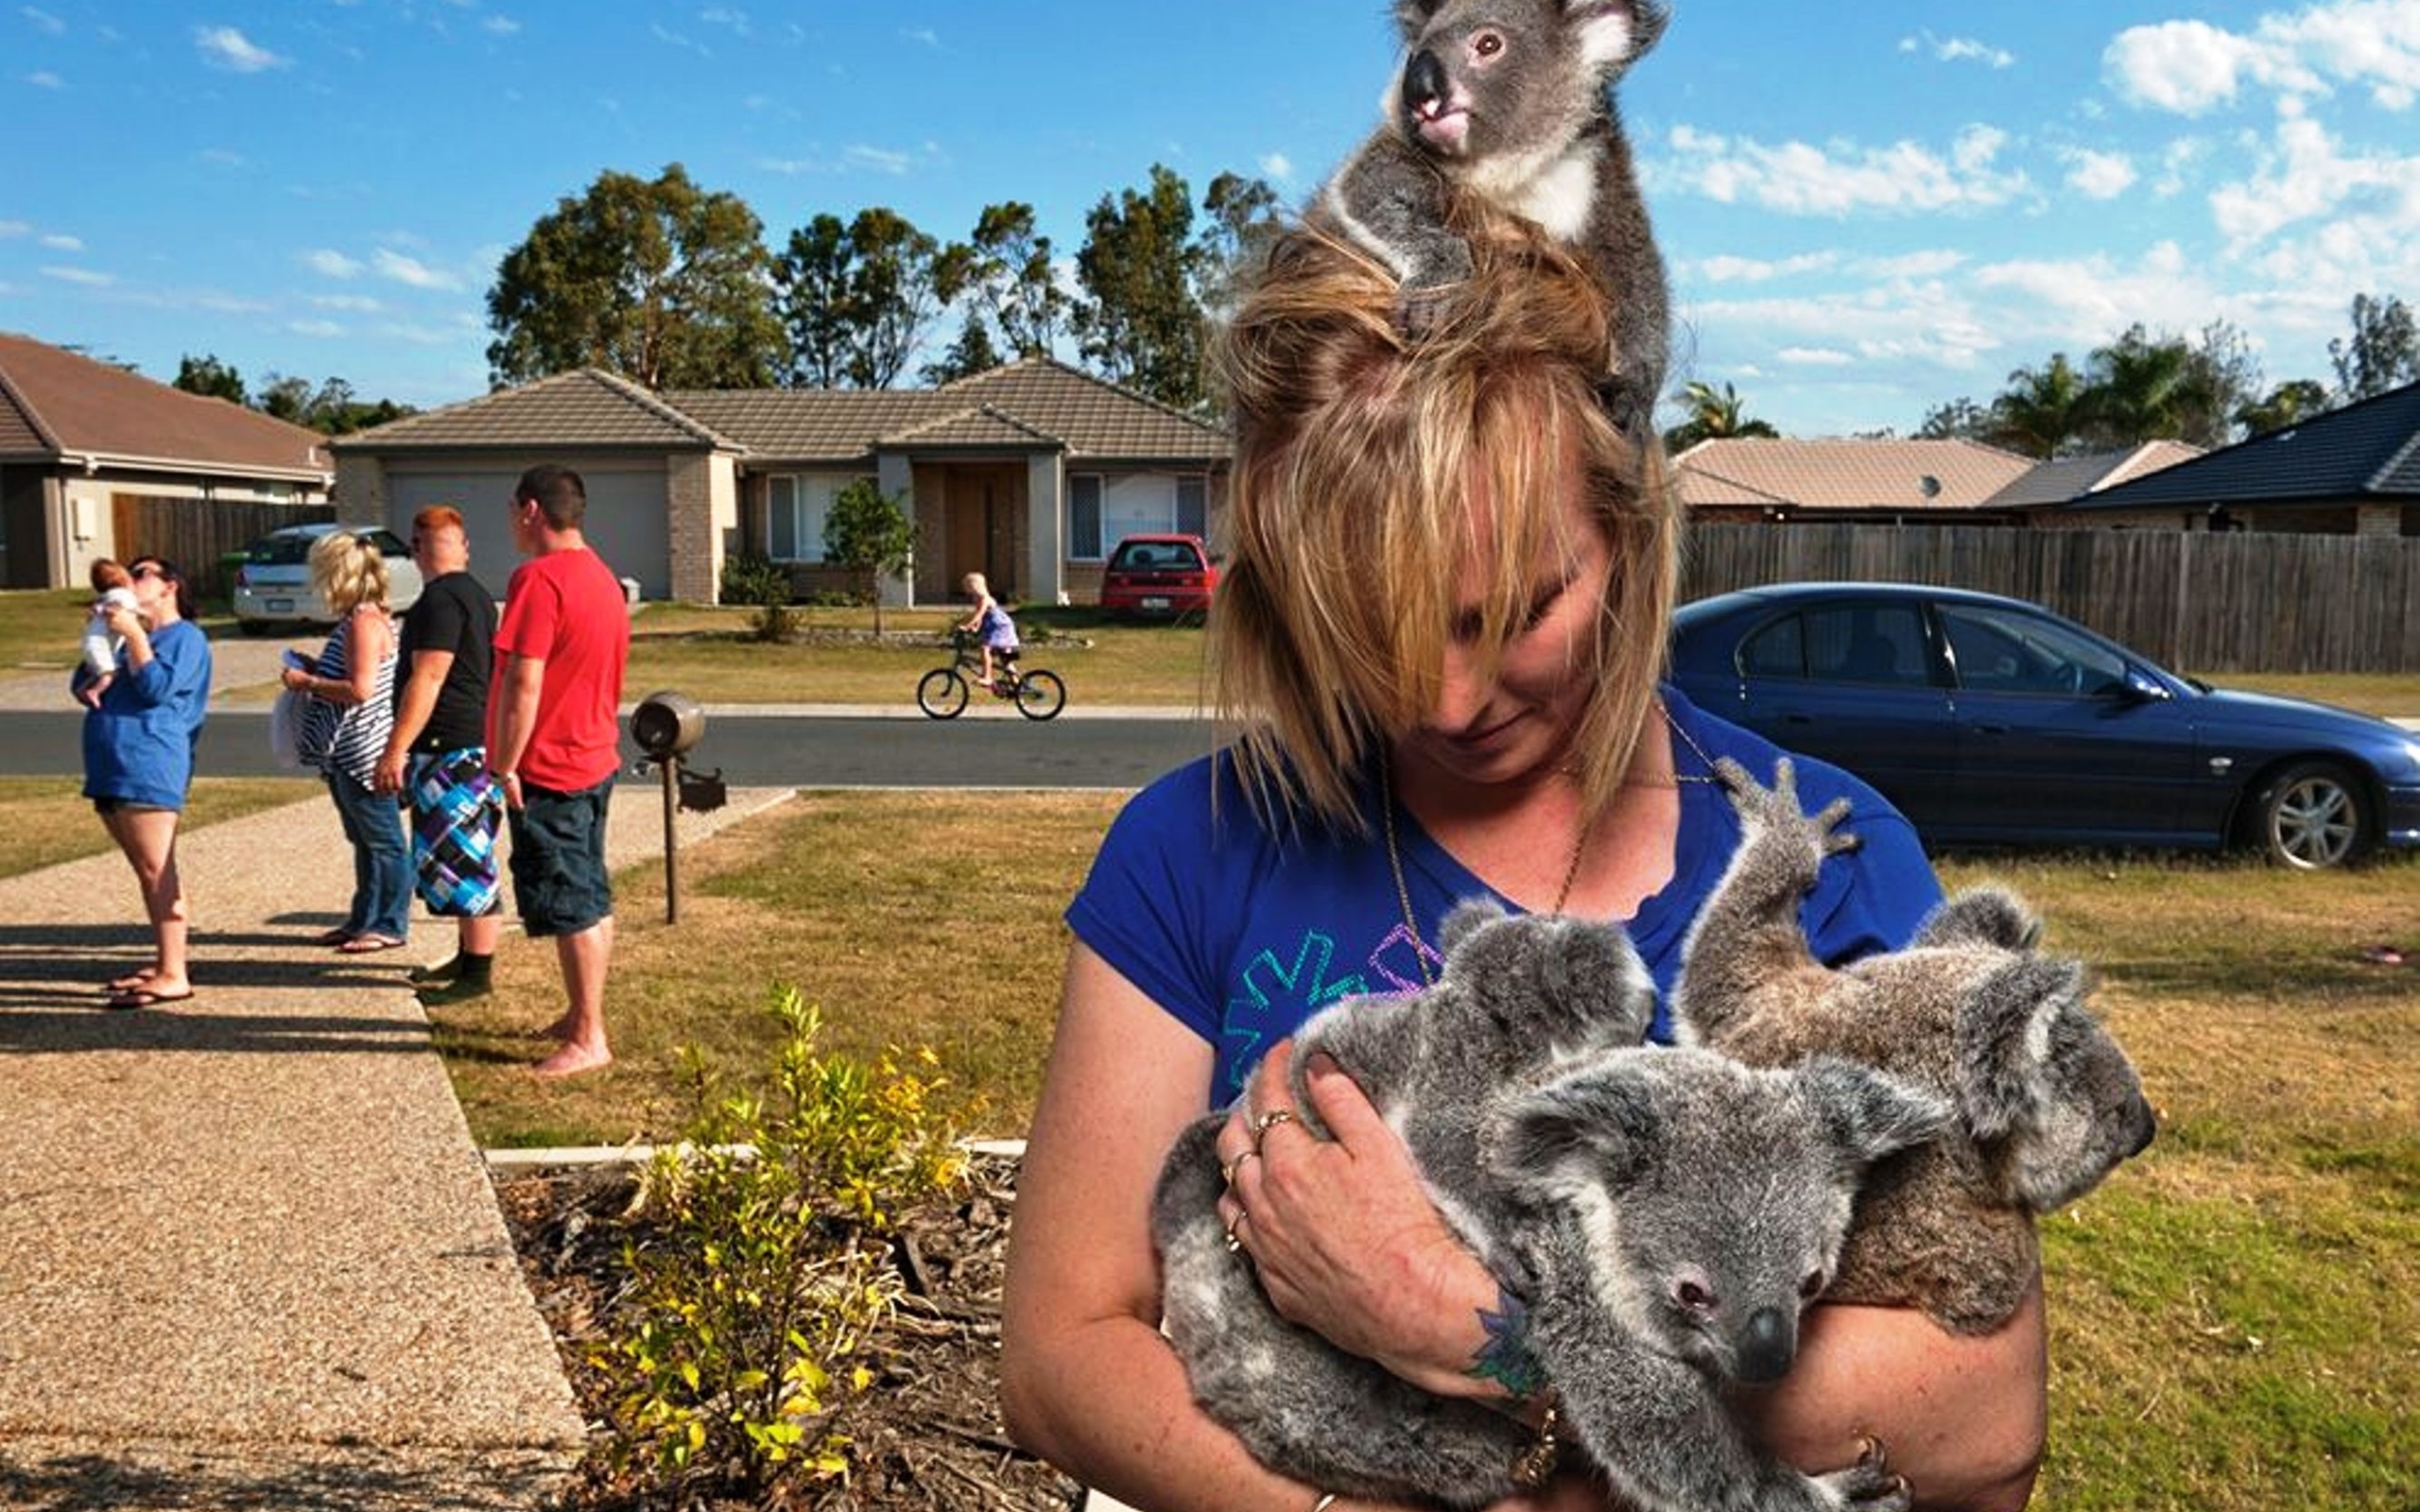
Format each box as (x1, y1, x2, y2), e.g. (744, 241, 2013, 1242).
(374, 506, 503, 1004)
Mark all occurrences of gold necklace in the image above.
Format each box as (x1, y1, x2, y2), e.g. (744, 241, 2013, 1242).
(1379, 703, 1712, 987)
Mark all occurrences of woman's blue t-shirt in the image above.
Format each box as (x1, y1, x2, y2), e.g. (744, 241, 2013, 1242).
(1064, 687, 1943, 1108)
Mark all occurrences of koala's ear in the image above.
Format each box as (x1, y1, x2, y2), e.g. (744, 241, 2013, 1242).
(1538, 919, 1653, 1044)
(1439, 899, 1506, 957)
(1800, 1057, 1952, 1166)
(1393, 0, 1449, 38)
(1913, 887, 2042, 953)
(1570, 0, 1668, 67)
(1487, 1057, 1660, 1196)
(1954, 955, 2089, 1141)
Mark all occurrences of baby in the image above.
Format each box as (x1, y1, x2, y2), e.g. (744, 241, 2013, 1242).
(81, 558, 140, 689)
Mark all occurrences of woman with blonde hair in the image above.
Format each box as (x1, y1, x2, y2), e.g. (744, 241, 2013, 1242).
(283, 529, 408, 952)
(1002, 213, 2048, 1512)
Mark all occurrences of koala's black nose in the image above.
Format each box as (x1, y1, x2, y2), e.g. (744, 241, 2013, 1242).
(2126, 1094, 2157, 1157)
(1402, 49, 1449, 113)
(1735, 1306, 1795, 1384)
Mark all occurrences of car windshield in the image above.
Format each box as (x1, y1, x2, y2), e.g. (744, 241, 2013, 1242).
(1110, 541, 1199, 572)
(248, 532, 325, 566)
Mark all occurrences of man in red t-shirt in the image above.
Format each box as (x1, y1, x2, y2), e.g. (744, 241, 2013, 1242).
(488, 464, 631, 1078)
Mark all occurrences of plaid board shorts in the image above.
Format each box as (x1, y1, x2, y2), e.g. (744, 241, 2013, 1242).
(406, 747, 504, 918)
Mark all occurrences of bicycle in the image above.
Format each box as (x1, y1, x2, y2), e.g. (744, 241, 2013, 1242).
(917, 629, 1066, 721)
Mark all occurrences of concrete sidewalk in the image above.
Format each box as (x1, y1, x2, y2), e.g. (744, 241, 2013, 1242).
(0, 782, 792, 1509)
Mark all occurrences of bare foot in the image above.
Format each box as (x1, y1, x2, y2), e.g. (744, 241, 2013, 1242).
(529, 1040, 613, 1078)
(533, 1013, 578, 1041)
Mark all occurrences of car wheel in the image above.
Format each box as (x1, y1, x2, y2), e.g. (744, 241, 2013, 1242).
(2252, 760, 2372, 870)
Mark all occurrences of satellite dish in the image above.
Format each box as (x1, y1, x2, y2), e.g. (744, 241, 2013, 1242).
(1919, 474, 1942, 498)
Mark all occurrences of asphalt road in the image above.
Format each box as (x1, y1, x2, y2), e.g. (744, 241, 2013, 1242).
(1, 711, 1216, 791)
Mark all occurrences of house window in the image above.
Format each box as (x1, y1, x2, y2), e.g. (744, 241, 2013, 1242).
(1070, 474, 1103, 560)
(767, 474, 868, 564)
(1071, 472, 1201, 561)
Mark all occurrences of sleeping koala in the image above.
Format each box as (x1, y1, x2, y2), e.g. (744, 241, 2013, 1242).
(1317, 0, 1670, 436)
(1671, 758, 2159, 1334)
(1151, 904, 1948, 1511)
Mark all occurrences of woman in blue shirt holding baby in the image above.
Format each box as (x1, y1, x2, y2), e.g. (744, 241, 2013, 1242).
(72, 554, 212, 1008)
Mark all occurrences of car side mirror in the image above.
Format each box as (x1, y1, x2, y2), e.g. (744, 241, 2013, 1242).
(2117, 667, 2171, 703)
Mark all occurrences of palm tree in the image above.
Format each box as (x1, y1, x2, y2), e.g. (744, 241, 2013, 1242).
(1988, 353, 2089, 457)
(1663, 379, 1780, 450)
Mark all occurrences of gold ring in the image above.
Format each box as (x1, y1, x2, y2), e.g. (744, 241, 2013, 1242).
(1251, 1108, 1296, 1151)
(1221, 1149, 1261, 1186)
(1224, 1210, 1250, 1253)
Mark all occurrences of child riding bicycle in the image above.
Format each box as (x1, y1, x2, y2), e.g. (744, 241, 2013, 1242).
(956, 571, 1019, 687)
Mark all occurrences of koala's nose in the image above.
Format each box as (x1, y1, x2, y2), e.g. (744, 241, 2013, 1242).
(1735, 1306, 1795, 1384)
(1402, 49, 1449, 114)
(2125, 1093, 2157, 1157)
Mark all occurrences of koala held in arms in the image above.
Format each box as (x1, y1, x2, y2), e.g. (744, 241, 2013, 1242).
(1316, 0, 1670, 438)
(1671, 758, 2159, 1335)
(1150, 904, 1950, 1512)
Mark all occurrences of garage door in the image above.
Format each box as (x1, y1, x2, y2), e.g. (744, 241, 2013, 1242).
(386, 462, 674, 601)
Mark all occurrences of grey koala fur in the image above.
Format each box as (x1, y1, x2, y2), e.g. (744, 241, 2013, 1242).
(1670, 757, 2159, 1334)
(1150, 903, 1950, 1512)
(1316, 0, 1670, 437)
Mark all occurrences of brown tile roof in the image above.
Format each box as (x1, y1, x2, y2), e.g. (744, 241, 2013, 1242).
(343, 357, 1227, 468)
(341, 368, 734, 451)
(1983, 440, 2204, 509)
(0, 331, 333, 478)
(1674, 438, 2035, 513)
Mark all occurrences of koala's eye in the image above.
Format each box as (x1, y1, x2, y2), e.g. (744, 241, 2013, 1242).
(1474, 30, 1505, 59)
(1799, 1271, 1826, 1301)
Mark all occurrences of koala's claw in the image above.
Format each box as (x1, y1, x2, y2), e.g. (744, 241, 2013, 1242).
(1394, 282, 1461, 339)
(1718, 757, 1862, 863)
(1816, 1435, 1911, 1512)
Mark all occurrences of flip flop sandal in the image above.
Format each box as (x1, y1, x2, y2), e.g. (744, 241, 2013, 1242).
(312, 927, 355, 947)
(105, 987, 196, 1010)
(337, 934, 407, 954)
(105, 969, 160, 992)
(2360, 943, 2407, 967)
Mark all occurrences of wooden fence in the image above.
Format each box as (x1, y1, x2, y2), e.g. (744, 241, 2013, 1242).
(110, 495, 335, 601)
(1681, 524, 2420, 675)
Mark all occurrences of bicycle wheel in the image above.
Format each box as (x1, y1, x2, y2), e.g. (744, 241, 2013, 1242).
(1014, 667, 1066, 721)
(916, 668, 969, 719)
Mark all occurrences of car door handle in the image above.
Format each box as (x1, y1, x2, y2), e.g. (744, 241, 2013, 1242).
(1969, 723, 2011, 735)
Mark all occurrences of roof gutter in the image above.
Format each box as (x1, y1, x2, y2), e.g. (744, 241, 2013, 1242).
(57, 448, 335, 485)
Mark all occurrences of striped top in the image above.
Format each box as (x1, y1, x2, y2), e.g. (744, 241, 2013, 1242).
(302, 608, 399, 788)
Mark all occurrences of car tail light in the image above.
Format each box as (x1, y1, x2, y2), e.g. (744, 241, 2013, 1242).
(233, 566, 251, 590)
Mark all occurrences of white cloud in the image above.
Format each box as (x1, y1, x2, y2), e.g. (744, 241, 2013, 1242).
(26, 70, 61, 88)
(1260, 152, 1294, 181)
(2066, 148, 2139, 199)
(1666, 123, 2031, 215)
(1777, 346, 1856, 366)
(700, 7, 750, 34)
(1902, 31, 2015, 69)
(199, 146, 245, 167)
(1858, 249, 1968, 280)
(372, 249, 462, 290)
(2106, 2, 2420, 115)
(194, 26, 289, 73)
(288, 318, 343, 338)
(0, 219, 26, 237)
(22, 7, 64, 36)
(39, 232, 79, 249)
(310, 293, 383, 312)
(1685, 251, 1841, 284)
(42, 266, 112, 286)
(482, 14, 518, 37)
(844, 145, 911, 175)
(649, 23, 706, 56)
(901, 26, 938, 46)
(305, 249, 366, 278)
(2205, 110, 2420, 250)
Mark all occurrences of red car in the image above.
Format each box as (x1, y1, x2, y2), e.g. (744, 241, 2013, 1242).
(1098, 533, 1219, 620)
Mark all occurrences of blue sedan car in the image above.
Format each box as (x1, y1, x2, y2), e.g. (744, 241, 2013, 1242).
(1669, 582, 2420, 869)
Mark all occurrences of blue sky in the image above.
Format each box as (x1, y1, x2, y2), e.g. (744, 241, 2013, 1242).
(5, 1, 2418, 437)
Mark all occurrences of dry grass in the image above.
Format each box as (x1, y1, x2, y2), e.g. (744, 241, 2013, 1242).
(434, 788, 1122, 1148)
(0, 775, 320, 878)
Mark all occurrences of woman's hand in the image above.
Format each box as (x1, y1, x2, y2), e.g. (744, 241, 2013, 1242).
(1214, 1041, 1508, 1400)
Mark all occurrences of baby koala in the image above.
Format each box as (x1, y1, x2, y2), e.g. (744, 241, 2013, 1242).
(1318, 0, 1670, 436)
(1152, 904, 1946, 1511)
(1671, 759, 2159, 1334)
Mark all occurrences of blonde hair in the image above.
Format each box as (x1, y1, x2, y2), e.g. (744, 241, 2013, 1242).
(963, 571, 991, 597)
(1210, 211, 1680, 831)
(309, 529, 389, 614)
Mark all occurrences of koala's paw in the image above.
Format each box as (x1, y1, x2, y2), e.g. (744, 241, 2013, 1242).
(1810, 1436, 1911, 1512)
(1716, 757, 1860, 864)
(1394, 281, 1461, 338)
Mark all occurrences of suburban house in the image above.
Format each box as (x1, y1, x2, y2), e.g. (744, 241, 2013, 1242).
(331, 358, 1229, 607)
(0, 332, 333, 590)
(1672, 437, 2207, 526)
(2043, 379, 2420, 536)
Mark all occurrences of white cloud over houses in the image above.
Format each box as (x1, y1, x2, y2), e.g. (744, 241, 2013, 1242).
(2105, 1, 2420, 114)
(372, 249, 462, 291)
(305, 249, 365, 279)
(194, 26, 288, 74)
(2066, 148, 2139, 198)
(42, 265, 112, 286)
(1664, 123, 2031, 215)
(1902, 31, 2016, 69)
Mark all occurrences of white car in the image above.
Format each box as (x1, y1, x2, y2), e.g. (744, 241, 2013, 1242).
(231, 522, 424, 633)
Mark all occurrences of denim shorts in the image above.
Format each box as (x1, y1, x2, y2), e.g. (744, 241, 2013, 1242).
(506, 779, 614, 937)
